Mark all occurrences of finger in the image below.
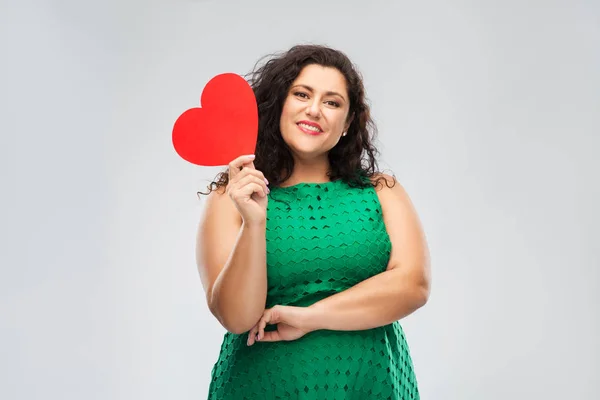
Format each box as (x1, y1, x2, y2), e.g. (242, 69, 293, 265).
(247, 324, 258, 346)
(250, 317, 264, 346)
(240, 182, 268, 199)
(230, 154, 256, 169)
(228, 154, 256, 180)
(260, 330, 281, 342)
(232, 176, 269, 199)
(247, 330, 251, 346)
(237, 160, 257, 175)
(258, 318, 267, 341)
(229, 168, 269, 195)
(232, 165, 266, 184)
(258, 308, 276, 341)
(249, 175, 269, 197)
(235, 174, 268, 192)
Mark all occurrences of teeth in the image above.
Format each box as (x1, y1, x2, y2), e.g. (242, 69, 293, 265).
(298, 123, 321, 132)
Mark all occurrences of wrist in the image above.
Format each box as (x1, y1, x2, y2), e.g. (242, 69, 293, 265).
(302, 303, 324, 333)
(242, 219, 266, 230)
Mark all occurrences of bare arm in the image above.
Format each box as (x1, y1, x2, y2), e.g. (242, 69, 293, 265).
(196, 187, 267, 334)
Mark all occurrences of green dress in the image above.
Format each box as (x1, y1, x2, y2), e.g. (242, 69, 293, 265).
(207, 179, 420, 399)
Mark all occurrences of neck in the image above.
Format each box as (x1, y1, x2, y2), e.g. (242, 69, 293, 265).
(280, 155, 331, 186)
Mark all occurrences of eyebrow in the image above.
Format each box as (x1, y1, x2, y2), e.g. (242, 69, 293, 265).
(292, 84, 347, 102)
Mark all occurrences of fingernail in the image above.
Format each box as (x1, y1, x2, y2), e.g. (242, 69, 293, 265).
(248, 154, 255, 159)
(256, 334, 259, 341)
(264, 178, 269, 185)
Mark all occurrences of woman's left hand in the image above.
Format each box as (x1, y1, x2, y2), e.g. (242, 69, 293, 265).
(247, 305, 313, 346)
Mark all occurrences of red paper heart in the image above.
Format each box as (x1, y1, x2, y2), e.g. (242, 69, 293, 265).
(172, 73, 258, 166)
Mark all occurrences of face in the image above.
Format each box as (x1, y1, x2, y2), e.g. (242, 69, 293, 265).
(279, 64, 352, 161)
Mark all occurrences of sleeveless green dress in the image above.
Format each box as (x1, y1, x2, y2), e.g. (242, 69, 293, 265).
(207, 179, 420, 399)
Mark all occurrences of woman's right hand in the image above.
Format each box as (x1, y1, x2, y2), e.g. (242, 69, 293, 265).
(226, 154, 269, 226)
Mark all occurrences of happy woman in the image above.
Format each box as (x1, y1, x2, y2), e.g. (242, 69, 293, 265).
(196, 44, 431, 399)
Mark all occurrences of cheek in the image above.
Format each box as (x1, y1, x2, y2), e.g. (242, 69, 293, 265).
(280, 102, 294, 122)
(279, 106, 294, 136)
(328, 111, 347, 130)
(279, 102, 289, 120)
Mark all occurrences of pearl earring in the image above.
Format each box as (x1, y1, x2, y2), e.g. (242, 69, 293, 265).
(342, 132, 347, 137)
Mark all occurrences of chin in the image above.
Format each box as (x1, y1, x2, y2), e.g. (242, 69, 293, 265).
(289, 143, 332, 160)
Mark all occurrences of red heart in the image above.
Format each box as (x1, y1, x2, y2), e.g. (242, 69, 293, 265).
(172, 73, 258, 166)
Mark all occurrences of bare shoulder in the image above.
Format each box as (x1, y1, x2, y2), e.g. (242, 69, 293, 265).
(203, 184, 234, 211)
(369, 172, 407, 201)
(204, 183, 245, 215)
(369, 172, 416, 213)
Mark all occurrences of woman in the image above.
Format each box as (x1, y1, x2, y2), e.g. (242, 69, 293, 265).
(196, 44, 431, 399)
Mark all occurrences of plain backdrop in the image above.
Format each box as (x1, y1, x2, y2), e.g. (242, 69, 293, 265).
(1, 0, 598, 399)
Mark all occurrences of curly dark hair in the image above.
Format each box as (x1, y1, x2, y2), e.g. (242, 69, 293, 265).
(197, 44, 395, 196)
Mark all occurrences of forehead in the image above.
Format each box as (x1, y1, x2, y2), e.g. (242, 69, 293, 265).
(292, 64, 348, 94)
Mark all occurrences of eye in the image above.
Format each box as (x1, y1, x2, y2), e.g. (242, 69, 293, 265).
(326, 101, 341, 107)
(294, 92, 309, 99)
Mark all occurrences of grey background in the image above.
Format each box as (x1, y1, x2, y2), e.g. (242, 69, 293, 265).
(1, 0, 598, 399)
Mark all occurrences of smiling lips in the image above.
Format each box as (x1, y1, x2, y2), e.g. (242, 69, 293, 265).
(297, 120, 323, 135)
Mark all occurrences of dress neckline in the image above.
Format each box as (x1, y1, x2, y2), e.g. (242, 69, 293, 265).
(272, 180, 342, 190)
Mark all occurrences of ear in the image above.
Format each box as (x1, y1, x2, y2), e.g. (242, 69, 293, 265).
(344, 112, 355, 132)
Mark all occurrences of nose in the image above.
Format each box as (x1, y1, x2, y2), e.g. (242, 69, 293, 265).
(305, 99, 321, 118)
